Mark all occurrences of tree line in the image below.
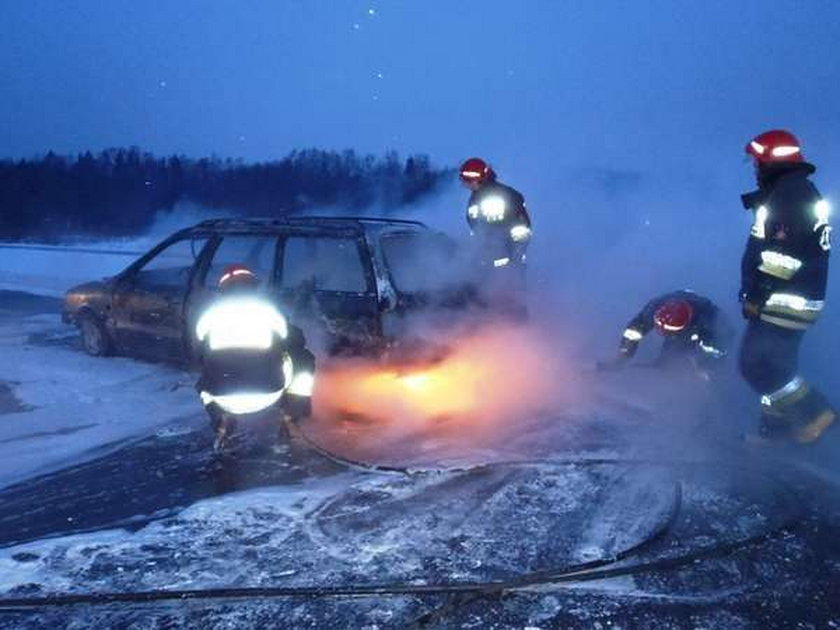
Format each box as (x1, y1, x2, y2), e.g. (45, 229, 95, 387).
(0, 148, 450, 240)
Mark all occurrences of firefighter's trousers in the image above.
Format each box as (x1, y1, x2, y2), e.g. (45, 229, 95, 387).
(739, 319, 835, 443)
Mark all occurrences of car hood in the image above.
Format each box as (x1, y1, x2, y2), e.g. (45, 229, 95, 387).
(63, 279, 116, 311)
(65, 278, 113, 298)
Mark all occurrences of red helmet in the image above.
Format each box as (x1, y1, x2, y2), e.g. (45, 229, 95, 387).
(218, 263, 258, 290)
(745, 129, 804, 164)
(459, 157, 495, 185)
(654, 300, 694, 335)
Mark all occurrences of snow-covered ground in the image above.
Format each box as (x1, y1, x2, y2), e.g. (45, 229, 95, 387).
(0, 243, 838, 627)
(0, 207, 226, 297)
(0, 243, 143, 297)
(0, 296, 837, 627)
(0, 303, 199, 487)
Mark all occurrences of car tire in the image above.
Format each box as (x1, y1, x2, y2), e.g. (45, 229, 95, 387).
(78, 312, 114, 357)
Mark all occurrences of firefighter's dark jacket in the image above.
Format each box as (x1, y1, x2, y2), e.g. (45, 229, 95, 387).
(195, 295, 304, 397)
(620, 290, 730, 359)
(466, 180, 531, 234)
(740, 163, 831, 331)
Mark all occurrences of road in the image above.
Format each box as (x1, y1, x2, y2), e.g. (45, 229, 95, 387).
(0, 290, 838, 629)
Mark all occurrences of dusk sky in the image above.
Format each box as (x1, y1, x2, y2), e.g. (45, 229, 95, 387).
(2, 0, 840, 175)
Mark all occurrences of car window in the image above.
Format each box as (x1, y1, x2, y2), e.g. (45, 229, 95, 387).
(280, 236, 367, 292)
(381, 232, 461, 293)
(204, 235, 278, 289)
(133, 237, 209, 289)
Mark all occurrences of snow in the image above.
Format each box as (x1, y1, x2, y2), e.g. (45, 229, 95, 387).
(0, 241, 838, 627)
(0, 310, 198, 487)
(0, 243, 141, 297)
(0, 299, 693, 604)
(0, 207, 236, 297)
(0, 305, 806, 613)
(0, 480, 352, 594)
(0, 460, 673, 596)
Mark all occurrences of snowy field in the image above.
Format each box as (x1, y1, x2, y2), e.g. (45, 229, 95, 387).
(0, 294, 198, 487)
(0, 208, 229, 297)
(0, 242, 145, 298)
(0, 247, 838, 628)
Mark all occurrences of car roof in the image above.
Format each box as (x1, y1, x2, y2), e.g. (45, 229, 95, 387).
(185, 216, 428, 237)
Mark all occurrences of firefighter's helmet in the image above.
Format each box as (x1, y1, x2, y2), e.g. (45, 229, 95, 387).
(218, 264, 258, 291)
(745, 129, 805, 164)
(459, 157, 495, 185)
(654, 300, 694, 335)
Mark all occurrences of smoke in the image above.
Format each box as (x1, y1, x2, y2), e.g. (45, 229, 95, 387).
(323, 323, 575, 420)
(52, 164, 835, 472)
(303, 161, 840, 474)
(143, 202, 232, 239)
(126, 165, 837, 474)
(306, 320, 583, 466)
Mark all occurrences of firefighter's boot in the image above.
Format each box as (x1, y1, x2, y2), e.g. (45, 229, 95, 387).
(791, 389, 837, 445)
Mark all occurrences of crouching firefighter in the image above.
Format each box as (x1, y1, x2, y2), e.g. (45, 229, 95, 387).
(459, 157, 532, 315)
(739, 129, 835, 444)
(600, 290, 733, 379)
(195, 264, 316, 452)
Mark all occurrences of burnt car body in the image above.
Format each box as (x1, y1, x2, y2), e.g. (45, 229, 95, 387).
(62, 216, 475, 363)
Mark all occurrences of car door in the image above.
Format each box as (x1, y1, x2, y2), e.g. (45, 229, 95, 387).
(111, 236, 210, 361)
(274, 232, 381, 348)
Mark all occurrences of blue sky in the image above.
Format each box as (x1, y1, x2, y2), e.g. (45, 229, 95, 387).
(2, 0, 840, 174)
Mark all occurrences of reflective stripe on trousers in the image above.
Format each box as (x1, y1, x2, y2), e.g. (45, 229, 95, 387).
(760, 376, 810, 415)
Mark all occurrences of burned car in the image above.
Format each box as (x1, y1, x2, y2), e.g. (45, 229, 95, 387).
(62, 216, 475, 363)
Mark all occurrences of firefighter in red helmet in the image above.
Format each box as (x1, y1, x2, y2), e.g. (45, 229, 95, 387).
(195, 264, 315, 452)
(600, 290, 733, 378)
(460, 158, 531, 264)
(459, 157, 532, 315)
(739, 129, 835, 444)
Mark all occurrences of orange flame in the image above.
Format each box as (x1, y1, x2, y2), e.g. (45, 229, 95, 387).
(313, 323, 577, 429)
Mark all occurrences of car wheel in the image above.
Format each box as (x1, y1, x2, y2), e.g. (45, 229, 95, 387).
(79, 312, 113, 357)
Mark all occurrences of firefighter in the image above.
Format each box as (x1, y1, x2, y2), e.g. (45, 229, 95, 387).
(460, 157, 532, 268)
(459, 157, 531, 316)
(600, 290, 732, 378)
(195, 264, 315, 452)
(739, 129, 835, 444)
